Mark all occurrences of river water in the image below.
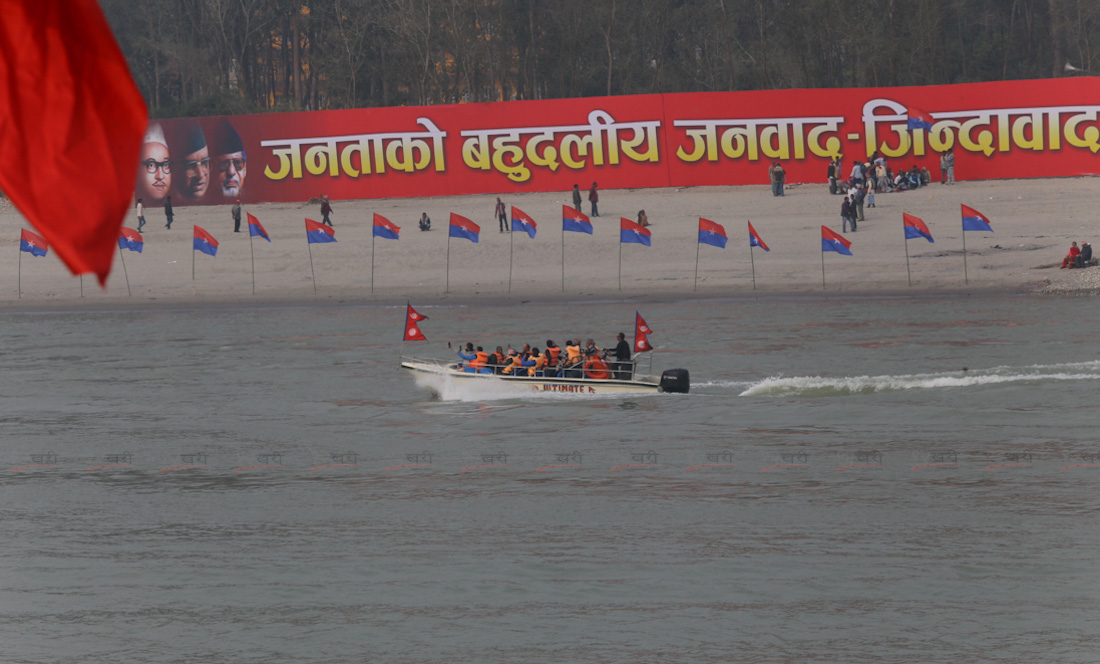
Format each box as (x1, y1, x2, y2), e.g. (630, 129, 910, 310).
(2, 295, 1098, 663)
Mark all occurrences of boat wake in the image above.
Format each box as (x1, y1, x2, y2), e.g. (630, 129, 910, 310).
(739, 360, 1100, 397)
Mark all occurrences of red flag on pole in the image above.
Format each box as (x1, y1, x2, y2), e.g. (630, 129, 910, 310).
(634, 312, 653, 353)
(403, 303, 428, 341)
(0, 0, 148, 286)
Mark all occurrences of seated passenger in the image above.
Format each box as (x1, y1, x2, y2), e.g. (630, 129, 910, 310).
(471, 346, 490, 374)
(456, 342, 477, 372)
(501, 351, 524, 375)
(544, 340, 562, 374)
(486, 346, 505, 374)
(1076, 241, 1092, 268)
(525, 348, 547, 376)
(562, 339, 583, 377)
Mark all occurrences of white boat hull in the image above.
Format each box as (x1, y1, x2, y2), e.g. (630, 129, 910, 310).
(401, 359, 662, 397)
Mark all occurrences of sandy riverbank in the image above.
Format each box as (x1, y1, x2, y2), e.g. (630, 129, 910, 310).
(1, 176, 1097, 310)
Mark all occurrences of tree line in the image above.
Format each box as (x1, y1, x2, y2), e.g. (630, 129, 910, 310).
(100, 0, 1098, 118)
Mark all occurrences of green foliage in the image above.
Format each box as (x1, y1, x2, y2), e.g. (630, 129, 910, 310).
(101, 0, 1100, 116)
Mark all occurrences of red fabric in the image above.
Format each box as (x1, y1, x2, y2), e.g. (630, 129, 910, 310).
(449, 213, 480, 233)
(305, 218, 335, 237)
(0, 0, 147, 285)
(21, 228, 48, 250)
(748, 221, 769, 250)
(620, 218, 651, 236)
(821, 225, 852, 249)
(699, 218, 726, 237)
(193, 225, 219, 247)
(634, 312, 652, 353)
(511, 206, 537, 228)
(403, 303, 428, 341)
(902, 212, 932, 235)
(373, 213, 399, 234)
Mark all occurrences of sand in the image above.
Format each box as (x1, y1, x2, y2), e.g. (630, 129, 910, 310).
(1, 176, 1097, 310)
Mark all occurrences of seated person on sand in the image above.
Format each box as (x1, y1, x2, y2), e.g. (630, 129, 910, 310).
(1076, 241, 1092, 268)
(637, 210, 650, 227)
(1061, 242, 1081, 269)
(418, 213, 431, 231)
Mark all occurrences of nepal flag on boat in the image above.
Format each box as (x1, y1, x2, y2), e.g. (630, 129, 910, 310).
(373, 213, 400, 240)
(511, 206, 537, 238)
(634, 311, 653, 353)
(306, 218, 337, 243)
(449, 213, 480, 243)
(903, 213, 934, 242)
(698, 218, 727, 249)
(117, 227, 143, 253)
(562, 205, 593, 234)
(906, 105, 935, 132)
(961, 204, 993, 232)
(821, 225, 852, 255)
(403, 302, 428, 341)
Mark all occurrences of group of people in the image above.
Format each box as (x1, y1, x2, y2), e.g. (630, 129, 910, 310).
(827, 150, 954, 198)
(455, 333, 634, 380)
(1061, 241, 1093, 269)
(571, 183, 600, 218)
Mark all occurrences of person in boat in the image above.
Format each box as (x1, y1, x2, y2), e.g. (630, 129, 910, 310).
(501, 350, 525, 375)
(470, 346, 491, 374)
(604, 332, 633, 380)
(486, 346, 505, 374)
(457, 342, 477, 372)
(562, 339, 584, 377)
(545, 340, 563, 375)
(582, 339, 612, 379)
(523, 347, 547, 376)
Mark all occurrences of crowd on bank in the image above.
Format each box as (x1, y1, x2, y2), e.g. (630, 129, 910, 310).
(454, 334, 635, 380)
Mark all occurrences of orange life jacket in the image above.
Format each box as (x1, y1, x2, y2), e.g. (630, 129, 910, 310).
(502, 355, 523, 374)
(527, 353, 546, 376)
(565, 345, 582, 365)
(546, 346, 561, 365)
(471, 351, 488, 369)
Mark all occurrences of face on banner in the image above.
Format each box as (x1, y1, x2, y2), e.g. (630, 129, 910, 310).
(211, 117, 247, 201)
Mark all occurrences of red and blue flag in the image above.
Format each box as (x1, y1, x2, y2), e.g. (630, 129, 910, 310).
(749, 221, 770, 251)
(117, 227, 143, 253)
(247, 213, 270, 242)
(698, 218, 727, 248)
(306, 218, 337, 244)
(449, 213, 480, 243)
(373, 213, 400, 240)
(511, 206, 537, 238)
(20, 229, 48, 257)
(961, 204, 993, 232)
(906, 105, 936, 132)
(821, 225, 852, 256)
(193, 225, 218, 256)
(562, 205, 593, 234)
(620, 218, 651, 246)
(903, 212, 934, 242)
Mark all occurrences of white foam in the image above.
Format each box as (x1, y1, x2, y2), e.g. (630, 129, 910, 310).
(739, 360, 1100, 397)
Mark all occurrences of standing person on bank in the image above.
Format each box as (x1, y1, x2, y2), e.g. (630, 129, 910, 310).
(495, 197, 507, 232)
(773, 162, 786, 196)
(320, 195, 334, 226)
(231, 199, 242, 232)
(841, 195, 856, 233)
(164, 195, 174, 229)
(588, 182, 600, 217)
(135, 198, 146, 233)
(572, 184, 582, 211)
(943, 149, 955, 185)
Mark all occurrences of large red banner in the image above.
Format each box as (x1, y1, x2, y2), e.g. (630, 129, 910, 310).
(135, 78, 1100, 207)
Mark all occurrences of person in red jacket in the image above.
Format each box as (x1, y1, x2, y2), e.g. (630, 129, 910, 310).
(588, 182, 600, 217)
(1061, 241, 1081, 268)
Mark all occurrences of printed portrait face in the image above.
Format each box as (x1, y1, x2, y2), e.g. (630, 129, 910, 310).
(216, 151, 246, 198)
(138, 140, 171, 203)
(180, 146, 210, 200)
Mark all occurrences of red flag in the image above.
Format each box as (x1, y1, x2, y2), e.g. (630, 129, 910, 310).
(0, 0, 148, 286)
(634, 311, 653, 353)
(403, 303, 428, 341)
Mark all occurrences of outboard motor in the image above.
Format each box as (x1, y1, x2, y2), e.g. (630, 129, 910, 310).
(659, 368, 690, 394)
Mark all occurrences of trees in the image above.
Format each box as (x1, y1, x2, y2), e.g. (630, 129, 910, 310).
(101, 0, 1100, 118)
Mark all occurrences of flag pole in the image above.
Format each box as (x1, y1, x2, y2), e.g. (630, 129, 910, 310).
(80, 275, 84, 298)
(508, 224, 514, 292)
(693, 237, 700, 292)
(445, 233, 451, 293)
(371, 230, 376, 294)
(191, 241, 196, 296)
(749, 243, 757, 290)
(561, 225, 565, 292)
(821, 247, 827, 289)
(903, 219, 912, 287)
(618, 239, 623, 292)
(962, 225, 969, 285)
(249, 229, 256, 295)
(18, 246, 22, 299)
(118, 244, 131, 297)
(308, 239, 317, 294)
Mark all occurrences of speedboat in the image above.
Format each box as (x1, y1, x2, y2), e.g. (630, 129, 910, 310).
(400, 356, 689, 397)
